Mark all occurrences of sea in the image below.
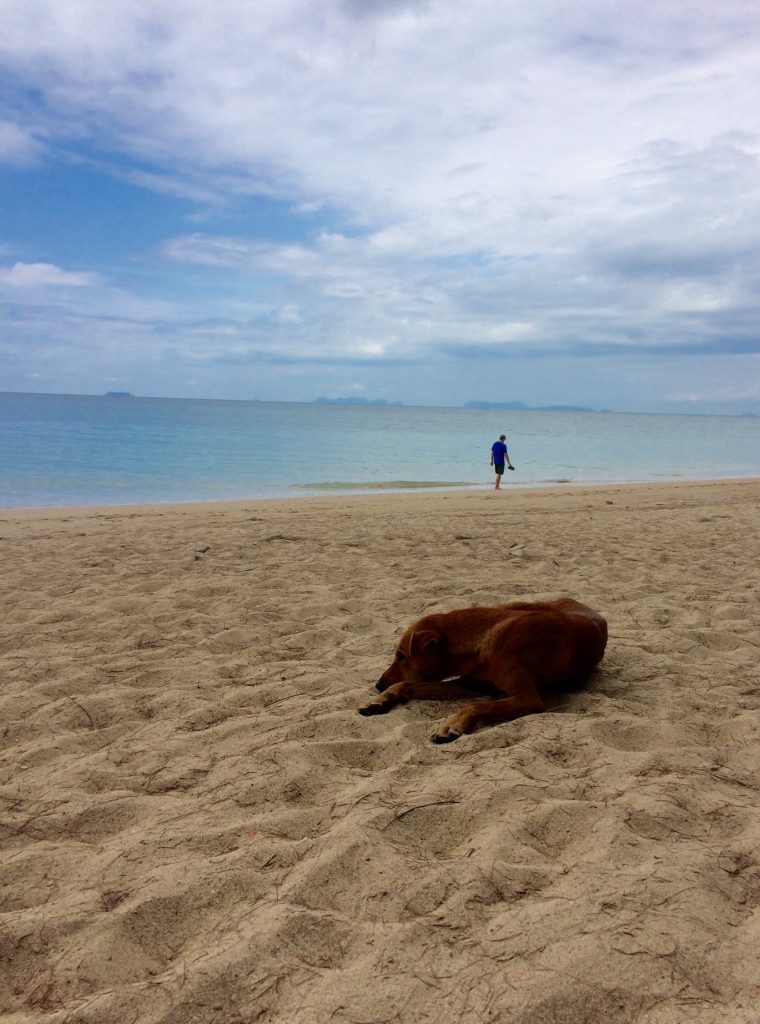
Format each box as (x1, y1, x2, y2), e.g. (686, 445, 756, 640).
(1, 391, 759, 509)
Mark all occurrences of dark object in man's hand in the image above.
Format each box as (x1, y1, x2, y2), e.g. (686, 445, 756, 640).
(508, 466, 515, 470)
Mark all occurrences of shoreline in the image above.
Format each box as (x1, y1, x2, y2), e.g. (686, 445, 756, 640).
(2, 474, 759, 521)
(3, 475, 760, 1023)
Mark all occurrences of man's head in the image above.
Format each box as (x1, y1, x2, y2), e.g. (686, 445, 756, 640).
(499, 434, 506, 441)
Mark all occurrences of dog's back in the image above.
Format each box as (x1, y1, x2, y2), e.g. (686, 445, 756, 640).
(420, 597, 607, 691)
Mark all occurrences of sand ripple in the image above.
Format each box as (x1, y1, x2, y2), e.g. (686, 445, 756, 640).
(1, 481, 759, 1023)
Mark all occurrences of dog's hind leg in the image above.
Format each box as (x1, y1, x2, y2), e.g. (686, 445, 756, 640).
(358, 679, 481, 717)
(431, 667, 545, 743)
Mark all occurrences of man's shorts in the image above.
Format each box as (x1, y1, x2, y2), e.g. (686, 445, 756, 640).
(494, 463, 505, 476)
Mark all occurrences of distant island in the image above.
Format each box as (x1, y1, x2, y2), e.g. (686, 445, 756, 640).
(312, 397, 602, 411)
(464, 400, 598, 413)
(313, 397, 403, 406)
(105, 391, 133, 397)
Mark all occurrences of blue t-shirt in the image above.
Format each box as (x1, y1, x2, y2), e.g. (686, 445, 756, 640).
(491, 440, 507, 464)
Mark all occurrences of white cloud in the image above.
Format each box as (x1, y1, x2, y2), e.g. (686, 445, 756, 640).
(3, 0, 758, 232)
(0, 121, 41, 164)
(0, 262, 97, 287)
(161, 234, 255, 268)
(2, 1, 760, 408)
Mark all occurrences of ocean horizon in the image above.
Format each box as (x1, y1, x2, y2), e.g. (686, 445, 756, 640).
(2, 391, 759, 509)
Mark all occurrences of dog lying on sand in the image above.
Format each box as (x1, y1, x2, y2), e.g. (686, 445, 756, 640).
(359, 597, 607, 743)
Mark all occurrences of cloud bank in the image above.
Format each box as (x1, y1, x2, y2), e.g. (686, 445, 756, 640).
(1, 0, 759, 411)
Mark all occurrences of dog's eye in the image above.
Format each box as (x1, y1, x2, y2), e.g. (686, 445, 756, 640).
(395, 651, 405, 662)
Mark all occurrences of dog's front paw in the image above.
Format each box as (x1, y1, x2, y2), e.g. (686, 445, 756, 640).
(358, 702, 389, 716)
(431, 725, 462, 744)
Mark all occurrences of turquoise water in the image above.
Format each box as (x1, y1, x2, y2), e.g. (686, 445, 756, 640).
(1, 392, 758, 508)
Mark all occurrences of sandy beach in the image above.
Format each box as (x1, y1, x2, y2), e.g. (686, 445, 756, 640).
(2, 478, 759, 1024)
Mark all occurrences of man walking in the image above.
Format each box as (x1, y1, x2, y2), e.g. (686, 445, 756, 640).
(490, 434, 515, 489)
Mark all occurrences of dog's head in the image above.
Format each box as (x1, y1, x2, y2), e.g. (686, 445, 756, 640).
(376, 626, 444, 691)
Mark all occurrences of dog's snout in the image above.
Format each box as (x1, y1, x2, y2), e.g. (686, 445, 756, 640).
(376, 661, 402, 691)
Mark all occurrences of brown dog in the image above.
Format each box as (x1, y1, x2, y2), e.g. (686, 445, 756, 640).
(359, 597, 607, 743)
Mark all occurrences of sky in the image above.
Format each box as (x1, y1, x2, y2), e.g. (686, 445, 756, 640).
(1, 0, 760, 414)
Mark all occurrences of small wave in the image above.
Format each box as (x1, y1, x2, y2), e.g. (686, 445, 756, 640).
(300, 480, 477, 491)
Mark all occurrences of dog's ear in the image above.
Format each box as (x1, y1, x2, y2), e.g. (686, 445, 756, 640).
(409, 629, 442, 656)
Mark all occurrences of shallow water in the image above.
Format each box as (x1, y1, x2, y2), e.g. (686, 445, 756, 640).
(1, 392, 758, 507)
